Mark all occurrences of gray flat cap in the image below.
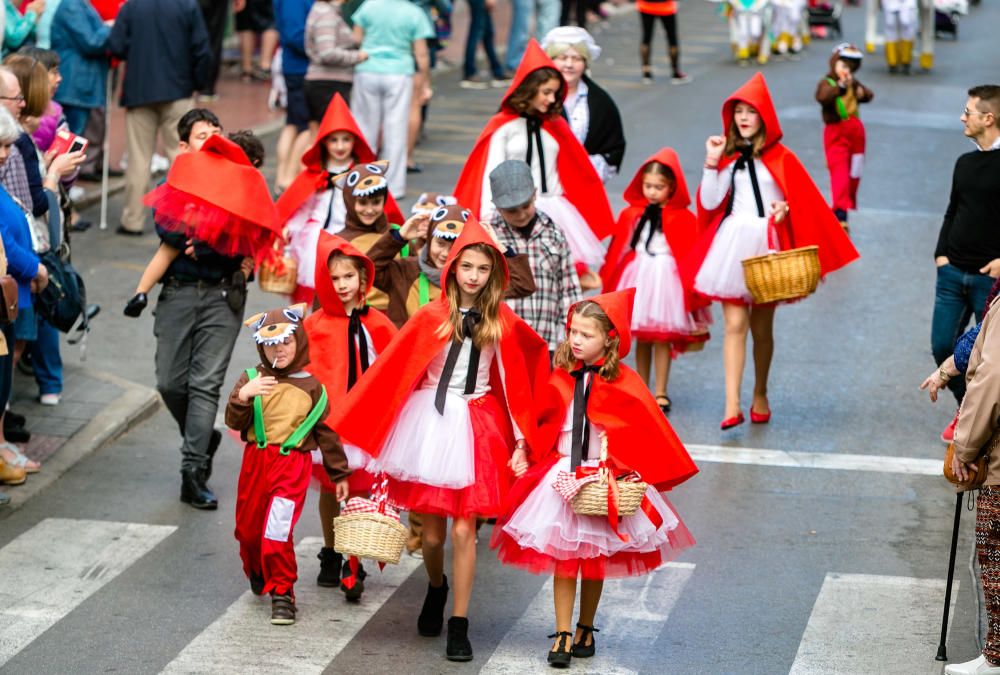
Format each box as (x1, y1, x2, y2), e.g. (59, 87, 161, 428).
(489, 160, 536, 209)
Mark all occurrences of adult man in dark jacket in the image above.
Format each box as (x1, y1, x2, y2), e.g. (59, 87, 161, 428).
(108, 0, 213, 235)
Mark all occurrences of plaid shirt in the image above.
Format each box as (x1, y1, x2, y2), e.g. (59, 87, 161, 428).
(491, 209, 582, 350)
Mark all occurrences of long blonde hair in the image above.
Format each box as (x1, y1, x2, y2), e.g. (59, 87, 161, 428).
(437, 243, 505, 348)
(553, 300, 621, 381)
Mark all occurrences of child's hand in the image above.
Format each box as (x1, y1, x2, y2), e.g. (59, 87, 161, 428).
(335, 479, 350, 502)
(770, 200, 790, 224)
(705, 135, 726, 163)
(239, 375, 277, 402)
(399, 213, 430, 241)
(509, 447, 529, 478)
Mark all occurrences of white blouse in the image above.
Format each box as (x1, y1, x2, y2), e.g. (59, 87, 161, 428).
(480, 117, 564, 221)
(555, 375, 603, 460)
(700, 159, 784, 219)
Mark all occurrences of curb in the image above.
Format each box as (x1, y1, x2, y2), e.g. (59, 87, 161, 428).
(2, 369, 161, 513)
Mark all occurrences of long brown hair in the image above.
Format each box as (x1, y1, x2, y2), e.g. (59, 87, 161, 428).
(438, 243, 505, 348)
(3, 55, 49, 119)
(553, 300, 621, 381)
(723, 105, 767, 158)
(505, 68, 564, 119)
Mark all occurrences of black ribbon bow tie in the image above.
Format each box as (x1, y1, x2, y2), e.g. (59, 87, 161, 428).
(570, 364, 601, 470)
(630, 203, 663, 254)
(723, 145, 765, 219)
(523, 115, 549, 194)
(434, 309, 483, 415)
(347, 305, 371, 390)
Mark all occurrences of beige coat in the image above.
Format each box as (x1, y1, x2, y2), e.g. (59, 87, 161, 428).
(955, 296, 1000, 482)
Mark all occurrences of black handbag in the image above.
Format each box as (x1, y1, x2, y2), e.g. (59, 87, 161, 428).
(33, 190, 87, 333)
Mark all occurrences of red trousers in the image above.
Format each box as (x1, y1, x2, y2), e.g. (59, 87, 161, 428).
(234, 442, 312, 596)
(823, 117, 866, 214)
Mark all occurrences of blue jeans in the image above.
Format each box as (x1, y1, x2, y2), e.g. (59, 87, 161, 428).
(30, 316, 63, 396)
(505, 0, 559, 71)
(931, 263, 995, 404)
(464, 0, 503, 78)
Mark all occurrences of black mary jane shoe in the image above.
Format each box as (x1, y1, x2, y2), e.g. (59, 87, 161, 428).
(655, 395, 672, 416)
(571, 623, 599, 658)
(547, 631, 573, 668)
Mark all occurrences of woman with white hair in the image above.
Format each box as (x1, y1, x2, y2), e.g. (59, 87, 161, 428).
(541, 26, 625, 183)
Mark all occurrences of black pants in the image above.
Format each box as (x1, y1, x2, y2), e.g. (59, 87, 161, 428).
(199, 0, 229, 95)
(640, 12, 678, 48)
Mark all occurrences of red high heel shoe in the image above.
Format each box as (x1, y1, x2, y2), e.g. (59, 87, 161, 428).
(720, 412, 745, 430)
(750, 407, 771, 424)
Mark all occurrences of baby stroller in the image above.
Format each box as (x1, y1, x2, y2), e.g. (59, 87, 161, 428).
(807, 0, 843, 38)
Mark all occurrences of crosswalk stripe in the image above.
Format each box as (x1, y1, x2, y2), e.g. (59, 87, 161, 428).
(0, 518, 177, 667)
(688, 444, 943, 476)
(790, 573, 956, 675)
(161, 536, 422, 675)
(481, 562, 696, 674)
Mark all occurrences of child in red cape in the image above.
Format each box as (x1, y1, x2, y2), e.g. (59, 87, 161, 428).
(453, 39, 613, 288)
(303, 232, 397, 601)
(328, 217, 550, 662)
(600, 148, 711, 414)
(491, 289, 697, 667)
(680, 72, 859, 430)
(276, 94, 404, 306)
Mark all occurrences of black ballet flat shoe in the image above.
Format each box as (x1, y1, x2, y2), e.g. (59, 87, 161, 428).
(547, 631, 573, 668)
(124, 292, 148, 317)
(655, 394, 671, 415)
(571, 623, 599, 658)
(445, 616, 473, 662)
(417, 575, 449, 636)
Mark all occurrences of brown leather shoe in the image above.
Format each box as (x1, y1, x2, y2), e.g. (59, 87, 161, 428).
(270, 594, 296, 625)
(0, 457, 27, 485)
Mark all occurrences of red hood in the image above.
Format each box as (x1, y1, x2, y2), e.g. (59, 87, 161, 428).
(300, 93, 375, 170)
(568, 288, 635, 359)
(439, 216, 509, 303)
(165, 134, 279, 234)
(314, 232, 376, 318)
(499, 39, 567, 113)
(721, 72, 783, 152)
(623, 147, 691, 210)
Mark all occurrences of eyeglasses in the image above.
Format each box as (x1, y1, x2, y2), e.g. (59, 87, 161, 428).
(964, 108, 993, 117)
(0, 95, 24, 102)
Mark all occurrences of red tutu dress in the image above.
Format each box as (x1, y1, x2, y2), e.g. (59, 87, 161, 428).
(600, 148, 710, 353)
(493, 289, 699, 580)
(328, 219, 551, 519)
(143, 135, 281, 262)
(303, 233, 397, 496)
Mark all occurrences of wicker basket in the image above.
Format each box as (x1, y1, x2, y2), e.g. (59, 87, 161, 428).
(333, 512, 408, 564)
(571, 436, 648, 517)
(741, 245, 820, 305)
(259, 253, 298, 295)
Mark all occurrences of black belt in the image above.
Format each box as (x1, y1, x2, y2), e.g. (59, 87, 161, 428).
(163, 276, 232, 289)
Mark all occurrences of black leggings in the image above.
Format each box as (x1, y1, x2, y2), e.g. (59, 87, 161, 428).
(640, 12, 678, 48)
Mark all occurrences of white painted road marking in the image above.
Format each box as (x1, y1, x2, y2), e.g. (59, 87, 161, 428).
(161, 536, 422, 675)
(481, 562, 696, 674)
(790, 573, 956, 675)
(0, 518, 176, 667)
(688, 444, 943, 476)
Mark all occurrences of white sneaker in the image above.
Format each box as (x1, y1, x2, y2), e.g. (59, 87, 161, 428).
(68, 186, 85, 202)
(39, 394, 60, 406)
(150, 153, 170, 173)
(945, 655, 1000, 674)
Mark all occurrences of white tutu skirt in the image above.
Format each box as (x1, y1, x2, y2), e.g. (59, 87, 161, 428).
(368, 388, 476, 489)
(286, 216, 320, 290)
(536, 194, 606, 268)
(694, 214, 774, 304)
(502, 457, 689, 561)
(617, 251, 698, 339)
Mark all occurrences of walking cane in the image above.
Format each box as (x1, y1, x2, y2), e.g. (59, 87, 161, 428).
(98, 66, 115, 230)
(937, 491, 965, 661)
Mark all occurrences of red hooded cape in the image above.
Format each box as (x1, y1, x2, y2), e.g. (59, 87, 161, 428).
(143, 135, 280, 260)
(523, 289, 698, 492)
(328, 217, 551, 465)
(276, 94, 403, 226)
(679, 73, 859, 299)
(452, 39, 614, 240)
(599, 148, 705, 313)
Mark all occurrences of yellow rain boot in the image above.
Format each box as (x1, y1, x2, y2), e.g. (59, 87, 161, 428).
(865, 41, 875, 53)
(900, 39, 913, 73)
(920, 51, 934, 70)
(737, 46, 750, 62)
(885, 41, 899, 72)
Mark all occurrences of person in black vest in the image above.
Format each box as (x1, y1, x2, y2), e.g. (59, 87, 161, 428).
(931, 84, 1000, 445)
(541, 26, 625, 184)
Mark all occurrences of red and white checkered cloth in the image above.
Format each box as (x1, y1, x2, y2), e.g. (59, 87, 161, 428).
(552, 470, 602, 502)
(341, 496, 401, 522)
